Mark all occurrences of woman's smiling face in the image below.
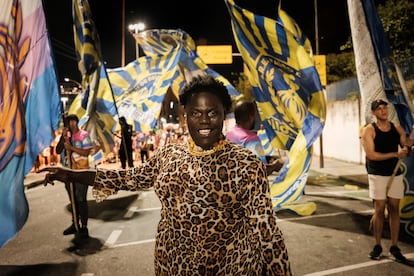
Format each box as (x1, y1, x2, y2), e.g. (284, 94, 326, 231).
(185, 91, 225, 150)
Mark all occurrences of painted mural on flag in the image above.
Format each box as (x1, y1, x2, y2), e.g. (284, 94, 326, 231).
(0, 0, 61, 247)
(225, 0, 326, 210)
(348, 0, 414, 238)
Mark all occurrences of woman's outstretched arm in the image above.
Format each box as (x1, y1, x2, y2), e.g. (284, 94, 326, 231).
(40, 167, 96, 186)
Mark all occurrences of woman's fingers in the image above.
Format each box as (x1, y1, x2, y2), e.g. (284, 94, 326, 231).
(38, 166, 59, 173)
(43, 173, 55, 186)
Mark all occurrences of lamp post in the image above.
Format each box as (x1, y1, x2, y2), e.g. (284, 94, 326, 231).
(64, 77, 82, 89)
(128, 22, 145, 60)
(61, 78, 82, 113)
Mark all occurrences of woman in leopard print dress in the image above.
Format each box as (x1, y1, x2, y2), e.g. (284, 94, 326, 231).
(43, 75, 291, 275)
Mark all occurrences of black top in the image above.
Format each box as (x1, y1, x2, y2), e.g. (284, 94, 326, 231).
(366, 122, 401, 176)
(120, 123, 133, 147)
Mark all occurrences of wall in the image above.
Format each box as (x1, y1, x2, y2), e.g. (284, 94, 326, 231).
(312, 98, 365, 165)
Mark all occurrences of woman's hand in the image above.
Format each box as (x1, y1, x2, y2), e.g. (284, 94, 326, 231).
(39, 167, 71, 186)
(39, 167, 96, 187)
(266, 159, 284, 175)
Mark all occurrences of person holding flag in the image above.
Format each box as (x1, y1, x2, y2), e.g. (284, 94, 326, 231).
(56, 114, 93, 240)
(361, 99, 409, 262)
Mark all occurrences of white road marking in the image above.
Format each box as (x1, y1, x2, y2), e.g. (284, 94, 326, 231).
(111, 238, 156, 248)
(137, 207, 162, 212)
(104, 229, 122, 247)
(303, 253, 414, 275)
(277, 209, 373, 222)
(305, 190, 372, 202)
(124, 206, 139, 218)
(124, 206, 161, 219)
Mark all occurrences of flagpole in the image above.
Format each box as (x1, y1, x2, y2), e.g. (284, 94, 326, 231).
(101, 63, 119, 117)
(315, 0, 324, 168)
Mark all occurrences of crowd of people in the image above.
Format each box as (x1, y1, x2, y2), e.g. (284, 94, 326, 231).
(32, 122, 189, 173)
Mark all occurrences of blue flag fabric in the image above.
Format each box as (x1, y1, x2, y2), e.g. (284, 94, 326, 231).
(226, 0, 326, 209)
(361, 0, 414, 134)
(348, 0, 414, 239)
(0, 0, 61, 247)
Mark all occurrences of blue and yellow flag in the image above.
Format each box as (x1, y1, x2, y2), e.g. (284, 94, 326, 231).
(135, 29, 240, 97)
(104, 47, 182, 133)
(348, 0, 414, 239)
(226, 0, 326, 209)
(0, 0, 61, 247)
(70, 0, 116, 157)
(257, 128, 278, 156)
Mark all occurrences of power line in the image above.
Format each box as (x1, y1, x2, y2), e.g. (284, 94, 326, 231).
(50, 37, 77, 61)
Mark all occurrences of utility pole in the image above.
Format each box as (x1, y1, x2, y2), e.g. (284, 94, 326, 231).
(121, 0, 125, 67)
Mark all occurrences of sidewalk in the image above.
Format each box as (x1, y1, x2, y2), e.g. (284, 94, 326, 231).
(24, 156, 368, 189)
(310, 155, 368, 186)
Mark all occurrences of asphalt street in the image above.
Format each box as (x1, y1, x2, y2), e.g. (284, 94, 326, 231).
(1, 156, 412, 275)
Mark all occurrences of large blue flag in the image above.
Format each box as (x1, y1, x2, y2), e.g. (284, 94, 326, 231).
(348, 0, 414, 239)
(226, 0, 326, 210)
(0, 0, 61, 247)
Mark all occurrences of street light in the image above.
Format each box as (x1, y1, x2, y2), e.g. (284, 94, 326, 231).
(61, 78, 81, 112)
(64, 77, 82, 88)
(128, 22, 145, 60)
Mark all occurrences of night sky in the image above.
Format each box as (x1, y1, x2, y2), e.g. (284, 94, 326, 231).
(42, 0, 352, 84)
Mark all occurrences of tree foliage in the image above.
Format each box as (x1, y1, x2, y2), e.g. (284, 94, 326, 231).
(326, 52, 356, 84)
(377, 0, 414, 61)
(327, 0, 414, 84)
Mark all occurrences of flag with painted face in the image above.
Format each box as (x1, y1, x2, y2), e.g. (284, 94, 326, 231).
(226, 0, 326, 209)
(0, 0, 61, 247)
(69, 0, 116, 157)
(348, 0, 414, 239)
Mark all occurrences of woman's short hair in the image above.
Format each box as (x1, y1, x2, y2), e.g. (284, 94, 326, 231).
(179, 75, 232, 113)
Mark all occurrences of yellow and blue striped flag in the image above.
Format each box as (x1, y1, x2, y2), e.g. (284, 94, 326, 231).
(136, 29, 240, 97)
(104, 47, 182, 133)
(70, 0, 116, 157)
(226, 0, 326, 209)
(257, 129, 278, 156)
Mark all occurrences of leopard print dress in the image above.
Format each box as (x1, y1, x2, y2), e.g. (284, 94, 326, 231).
(92, 141, 291, 275)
